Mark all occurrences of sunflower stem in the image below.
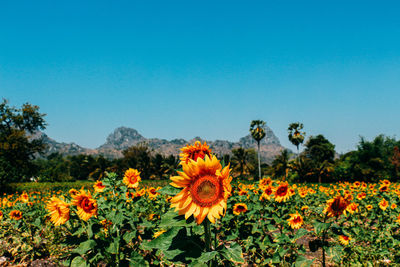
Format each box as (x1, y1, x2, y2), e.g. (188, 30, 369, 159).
(203, 219, 212, 252)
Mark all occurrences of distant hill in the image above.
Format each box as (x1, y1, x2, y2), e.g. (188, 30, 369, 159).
(34, 126, 288, 163)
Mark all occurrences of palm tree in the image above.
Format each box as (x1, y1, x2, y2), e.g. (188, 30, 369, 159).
(250, 120, 266, 179)
(231, 148, 253, 178)
(288, 122, 305, 159)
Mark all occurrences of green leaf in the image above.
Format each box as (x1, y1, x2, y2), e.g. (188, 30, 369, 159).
(129, 250, 149, 267)
(293, 228, 309, 241)
(73, 227, 85, 236)
(313, 221, 331, 235)
(73, 240, 96, 255)
(190, 251, 218, 267)
(71, 256, 87, 267)
(220, 242, 244, 264)
(32, 217, 41, 227)
(157, 184, 181, 196)
(267, 224, 278, 232)
(140, 227, 180, 251)
(123, 230, 137, 243)
(159, 210, 190, 228)
(294, 255, 313, 267)
(113, 212, 125, 225)
(106, 238, 120, 254)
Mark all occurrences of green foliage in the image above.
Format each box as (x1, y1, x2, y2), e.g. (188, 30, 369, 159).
(0, 99, 47, 184)
(249, 120, 266, 142)
(271, 149, 292, 180)
(334, 135, 400, 182)
(304, 135, 335, 164)
(288, 122, 305, 151)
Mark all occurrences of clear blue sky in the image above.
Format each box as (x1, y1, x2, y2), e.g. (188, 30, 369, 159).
(1, 1, 399, 153)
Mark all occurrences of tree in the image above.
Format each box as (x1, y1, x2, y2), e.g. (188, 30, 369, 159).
(288, 122, 305, 157)
(391, 146, 400, 178)
(341, 135, 400, 181)
(0, 99, 47, 184)
(271, 149, 291, 180)
(304, 135, 335, 163)
(122, 143, 152, 179)
(231, 148, 253, 178)
(303, 134, 335, 183)
(250, 120, 266, 179)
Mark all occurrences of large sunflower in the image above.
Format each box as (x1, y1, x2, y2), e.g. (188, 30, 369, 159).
(46, 197, 70, 226)
(71, 189, 98, 221)
(170, 155, 232, 224)
(179, 141, 212, 165)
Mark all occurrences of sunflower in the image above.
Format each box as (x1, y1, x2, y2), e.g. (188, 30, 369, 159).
(287, 212, 303, 229)
(274, 182, 291, 203)
(338, 235, 351, 245)
(46, 197, 70, 226)
(9, 210, 22, 220)
(356, 192, 366, 200)
(396, 214, 400, 224)
(147, 187, 160, 200)
(170, 155, 232, 224)
(299, 189, 308, 198)
(259, 177, 272, 188)
(0, 210, 3, 220)
(237, 188, 248, 196)
(391, 203, 397, 209)
(379, 198, 389, 211)
(233, 203, 248, 215)
(20, 192, 29, 203)
(379, 184, 389, 192)
(346, 203, 359, 214)
(93, 180, 106, 193)
(71, 189, 98, 221)
(69, 189, 79, 198)
(123, 168, 141, 189)
(259, 185, 274, 201)
(324, 195, 350, 217)
(179, 141, 212, 165)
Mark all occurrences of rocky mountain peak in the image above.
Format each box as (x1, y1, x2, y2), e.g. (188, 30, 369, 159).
(101, 126, 146, 150)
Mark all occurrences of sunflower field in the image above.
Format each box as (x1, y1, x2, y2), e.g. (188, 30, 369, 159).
(1, 142, 400, 266)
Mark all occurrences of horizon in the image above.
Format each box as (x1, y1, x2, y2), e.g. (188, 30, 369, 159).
(38, 124, 397, 155)
(2, 1, 400, 153)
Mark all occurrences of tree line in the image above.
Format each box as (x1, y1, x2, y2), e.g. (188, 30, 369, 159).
(1, 100, 399, 185)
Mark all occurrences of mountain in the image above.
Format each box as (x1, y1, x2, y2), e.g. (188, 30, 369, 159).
(30, 132, 96, 156)
(37, 126, 287, 163)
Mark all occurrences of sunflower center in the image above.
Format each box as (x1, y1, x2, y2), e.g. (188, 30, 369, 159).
(292, 216, 302, 224)
(237, 205, 246, 212)
(191, 175, 221, 207)
(276, 186, 288, 197)
(81, 197, 94, 212)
